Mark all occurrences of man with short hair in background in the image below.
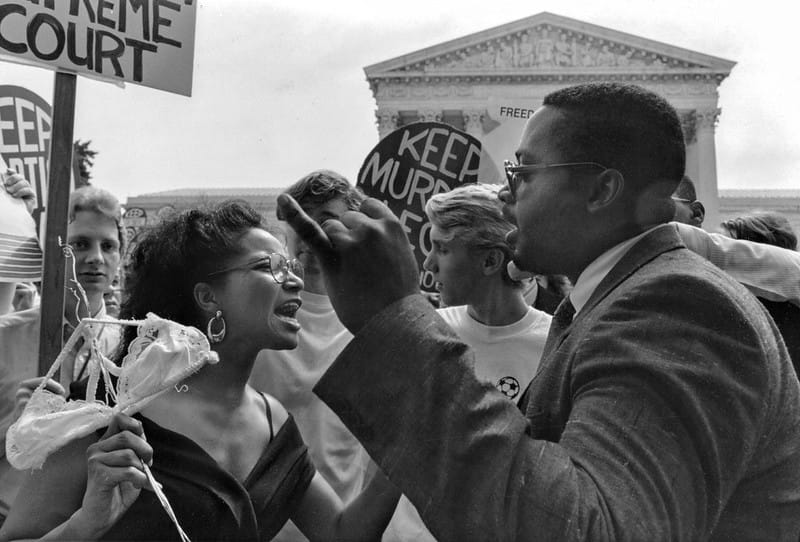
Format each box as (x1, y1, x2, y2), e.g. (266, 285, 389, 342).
(672, 174, 705, 227)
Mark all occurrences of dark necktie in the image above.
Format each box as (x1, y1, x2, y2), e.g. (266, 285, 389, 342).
(517, 296, 575, 411)
(541, 296, 576, 360)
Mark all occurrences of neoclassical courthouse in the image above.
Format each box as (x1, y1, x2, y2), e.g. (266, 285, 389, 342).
(363, 12, 733, 227)
(125, 13, 799, 253)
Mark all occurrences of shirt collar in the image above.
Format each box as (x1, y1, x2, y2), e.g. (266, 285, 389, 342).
(62, 300, 109, 330)
(570, 228, 656, 316)
(93, 301, 108, 319)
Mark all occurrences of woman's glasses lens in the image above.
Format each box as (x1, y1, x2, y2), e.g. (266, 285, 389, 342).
(270, 254, 304, 283)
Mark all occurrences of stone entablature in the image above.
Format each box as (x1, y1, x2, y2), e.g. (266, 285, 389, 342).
(374, 80, 721, 100)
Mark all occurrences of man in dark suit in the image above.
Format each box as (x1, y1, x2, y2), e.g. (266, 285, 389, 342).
(279, 83, 800, 540)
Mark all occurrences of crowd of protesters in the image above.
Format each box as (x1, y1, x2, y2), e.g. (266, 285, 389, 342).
(0, 81, 800, 540)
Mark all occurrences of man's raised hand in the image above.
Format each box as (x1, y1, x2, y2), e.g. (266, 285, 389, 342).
(278, 194, 420, 333)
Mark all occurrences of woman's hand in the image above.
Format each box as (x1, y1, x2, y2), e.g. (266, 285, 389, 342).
(69, 413, 153, 538)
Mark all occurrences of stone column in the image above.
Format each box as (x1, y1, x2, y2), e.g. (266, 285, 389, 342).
(375, 108, 399, 139)
(680, 110, 700, 186)
(694, 107, 721, 229)
(463, 109, 484, 138)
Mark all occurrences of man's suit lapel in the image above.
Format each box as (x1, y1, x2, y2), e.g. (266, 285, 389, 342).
(578, 223, 685, 322)
(520, 224, 685, 415)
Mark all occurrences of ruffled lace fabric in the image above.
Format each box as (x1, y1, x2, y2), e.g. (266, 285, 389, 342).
(6, 313, 219, 470)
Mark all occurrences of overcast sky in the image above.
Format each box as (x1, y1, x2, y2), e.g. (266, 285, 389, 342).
(1, 0, 798, 201)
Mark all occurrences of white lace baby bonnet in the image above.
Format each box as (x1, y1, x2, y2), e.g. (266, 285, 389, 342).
(6, 312, 219, 470)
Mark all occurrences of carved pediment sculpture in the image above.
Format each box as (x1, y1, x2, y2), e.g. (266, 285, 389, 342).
(365, 12, 735, 81)
(397, 26, 705, 73)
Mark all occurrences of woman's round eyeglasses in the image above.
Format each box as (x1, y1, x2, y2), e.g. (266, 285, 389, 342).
(207, 253, 304, 284)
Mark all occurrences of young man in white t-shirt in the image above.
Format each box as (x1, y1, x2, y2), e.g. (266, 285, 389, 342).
(383, 183, 552, 542)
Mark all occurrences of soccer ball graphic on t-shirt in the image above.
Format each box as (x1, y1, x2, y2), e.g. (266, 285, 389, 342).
(496, 376, 520, 399)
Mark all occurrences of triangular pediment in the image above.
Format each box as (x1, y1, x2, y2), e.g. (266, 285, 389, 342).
(365, 12, 735, 78)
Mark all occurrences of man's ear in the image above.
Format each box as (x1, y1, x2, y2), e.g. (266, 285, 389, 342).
(482, 248, 506, 276)
(193, 282, 220, 315)
(586, 169, 624, 213)
(691, 201, 706, 227)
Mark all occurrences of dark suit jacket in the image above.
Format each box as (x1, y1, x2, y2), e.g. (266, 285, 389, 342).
(760, 298, 800, 377)
(316, 224, 800, 541)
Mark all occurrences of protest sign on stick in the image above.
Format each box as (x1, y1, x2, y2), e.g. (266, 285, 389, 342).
(0, 1, 199, 374)
(38, 72, 76, 375)
(357, 122, 481, 292)
(0, 1, 198, 96)
(0, 85, 52, 230)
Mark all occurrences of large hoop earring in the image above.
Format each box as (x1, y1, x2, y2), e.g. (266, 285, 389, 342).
(207, 310, 226, 343)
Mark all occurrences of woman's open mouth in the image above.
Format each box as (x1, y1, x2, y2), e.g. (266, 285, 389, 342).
(274, 300, 302, 329)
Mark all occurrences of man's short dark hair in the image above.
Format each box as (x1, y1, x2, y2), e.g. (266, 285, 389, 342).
(674, 175, 698, 201)
(277, 170, 364, 220)
(543, 83, 685, 195)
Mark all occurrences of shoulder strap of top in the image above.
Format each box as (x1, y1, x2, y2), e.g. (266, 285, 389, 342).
(260, 391, 274, 441)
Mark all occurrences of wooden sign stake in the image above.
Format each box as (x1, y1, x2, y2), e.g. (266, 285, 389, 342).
(38, 72, 77, 376)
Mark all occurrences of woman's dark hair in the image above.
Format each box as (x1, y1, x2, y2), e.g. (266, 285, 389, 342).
(114, 200, 268, 361)
(721, 211, 798, 251)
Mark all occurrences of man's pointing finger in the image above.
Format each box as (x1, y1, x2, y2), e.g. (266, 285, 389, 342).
(278, 194, 334, 257)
